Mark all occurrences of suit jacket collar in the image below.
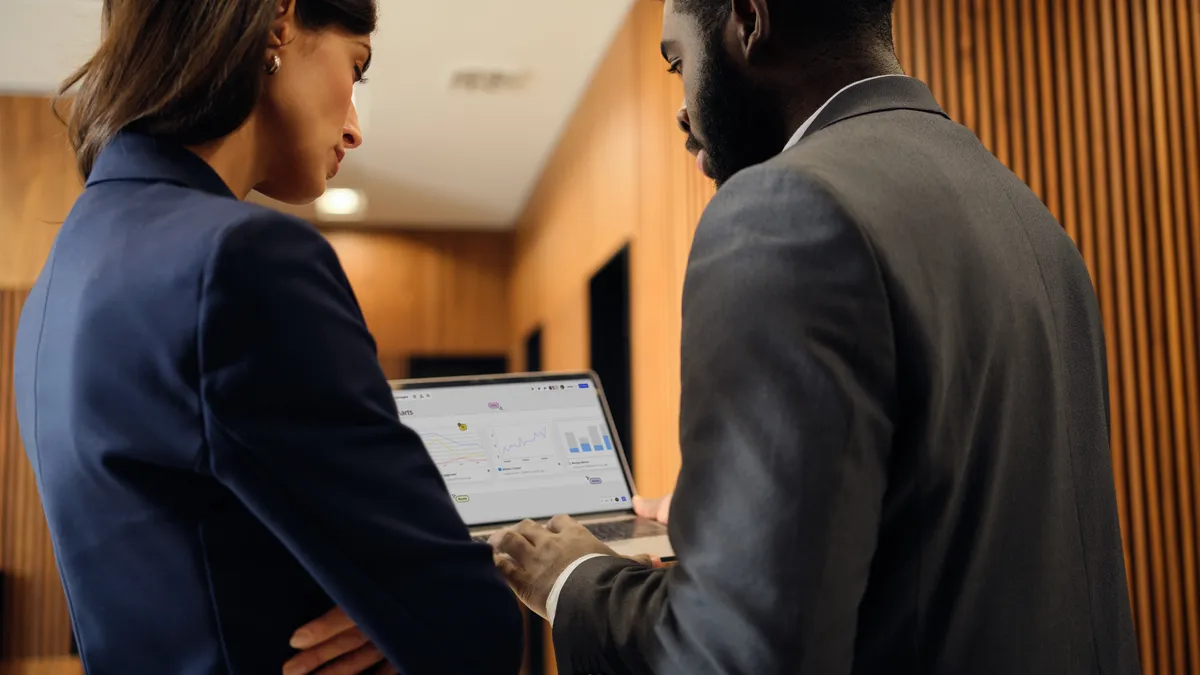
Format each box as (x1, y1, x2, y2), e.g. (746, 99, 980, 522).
(86, 131, 236, 199)
(802, 75, 949, 141)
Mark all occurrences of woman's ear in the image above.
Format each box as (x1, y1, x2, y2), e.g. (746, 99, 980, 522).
(268, 0, 297, 48)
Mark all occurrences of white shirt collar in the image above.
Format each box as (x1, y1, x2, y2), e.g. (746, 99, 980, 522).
(782, 74, 909, 152)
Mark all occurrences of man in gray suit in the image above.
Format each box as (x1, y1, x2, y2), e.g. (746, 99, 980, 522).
(489, 0, 1141, 673)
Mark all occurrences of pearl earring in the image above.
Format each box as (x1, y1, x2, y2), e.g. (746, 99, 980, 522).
(266, 55, 281, 75)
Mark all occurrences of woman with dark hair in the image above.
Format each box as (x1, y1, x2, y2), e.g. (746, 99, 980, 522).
(12, 1, 523, 673)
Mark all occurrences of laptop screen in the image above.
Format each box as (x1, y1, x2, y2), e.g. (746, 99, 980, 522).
(392, 374, 635, 526)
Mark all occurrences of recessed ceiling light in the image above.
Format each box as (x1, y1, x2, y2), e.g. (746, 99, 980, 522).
(448, 68, 531, 92)
(315, 188, 366, 220)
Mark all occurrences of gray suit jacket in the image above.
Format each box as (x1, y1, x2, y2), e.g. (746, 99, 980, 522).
(552, 77, 1139, 675)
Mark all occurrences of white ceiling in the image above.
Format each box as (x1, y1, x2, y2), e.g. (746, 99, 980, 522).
(0, 0, 634, 230)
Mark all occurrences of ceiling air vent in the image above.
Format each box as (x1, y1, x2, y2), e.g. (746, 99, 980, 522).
(448, 68, 530, 93)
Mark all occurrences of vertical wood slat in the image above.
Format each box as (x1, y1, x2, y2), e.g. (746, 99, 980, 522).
(1002, 0, 1025, 186)
(957, 0, 977, 132)
(988, 0, 1009, 167)
(974, 0, 995, 152)
(1052, 0, 1080, 242)
(1018, 0, 1041, 200)
(1171, 1, 1200, 669)
(1035, 0, 1062, 229)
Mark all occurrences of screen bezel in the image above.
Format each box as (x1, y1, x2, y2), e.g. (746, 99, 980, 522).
(390, 370, 639, 528)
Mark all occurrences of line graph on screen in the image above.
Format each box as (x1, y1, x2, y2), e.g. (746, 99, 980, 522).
(490, 423, 552, 458)
(416, 427, 490, 482)
(488, 422, 560, 476)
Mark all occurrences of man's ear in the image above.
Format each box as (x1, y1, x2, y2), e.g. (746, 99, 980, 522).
(730, 0, 771, 62)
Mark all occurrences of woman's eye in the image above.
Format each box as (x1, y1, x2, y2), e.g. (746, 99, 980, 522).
(354, 66, 367, 84)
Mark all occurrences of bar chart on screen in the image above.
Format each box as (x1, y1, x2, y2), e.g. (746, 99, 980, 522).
(414, 425, 491, 483)
(559, 419, 619, 470)
(489, 422, 561, 477)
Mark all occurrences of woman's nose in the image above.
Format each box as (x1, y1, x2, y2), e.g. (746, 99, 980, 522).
(343, 103, 363, 150)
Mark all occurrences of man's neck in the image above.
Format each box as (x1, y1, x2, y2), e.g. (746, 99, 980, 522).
(775, 47, 904, 143)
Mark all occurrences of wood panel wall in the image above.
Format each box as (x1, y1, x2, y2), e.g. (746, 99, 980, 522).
(0, 97, 80, 290)
(0, 290, 71, 660)
(0, 95, 514, 661)
(892, 1, 1200, 673)
(513, 1, 1200, 673)
(0, 96, 81, 662)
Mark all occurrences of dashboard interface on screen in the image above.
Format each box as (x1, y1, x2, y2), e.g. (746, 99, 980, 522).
(392, 377, 634, 526)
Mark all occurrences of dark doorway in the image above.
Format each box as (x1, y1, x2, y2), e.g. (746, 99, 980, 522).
(407, 355, 508, 379)
(524, 327, 543, 372)
(589, 245, 632, 468)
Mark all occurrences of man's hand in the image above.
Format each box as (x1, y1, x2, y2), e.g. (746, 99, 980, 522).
(491, 515, 660, 619)
(283, 606, 395, 675)
(633, 493, 672, 524)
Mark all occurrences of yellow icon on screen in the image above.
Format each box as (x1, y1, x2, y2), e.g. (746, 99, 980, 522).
(457, 422, 468, 431)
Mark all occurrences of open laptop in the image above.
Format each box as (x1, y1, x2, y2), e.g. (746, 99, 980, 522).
(389, 371, 674, 561)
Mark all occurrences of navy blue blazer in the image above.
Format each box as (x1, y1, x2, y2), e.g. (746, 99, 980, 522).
(13, 132, 523, 674)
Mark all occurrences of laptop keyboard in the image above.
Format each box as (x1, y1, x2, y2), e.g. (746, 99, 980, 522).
(585, 519, 666, 541)
(472, 519, 666, 545)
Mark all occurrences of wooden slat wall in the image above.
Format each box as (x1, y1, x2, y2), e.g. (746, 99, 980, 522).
(0, 95, 78, 661)
(0, 290, 72, 659)
(893, 1, 1200, 672)
(515, 1, 1200, 672)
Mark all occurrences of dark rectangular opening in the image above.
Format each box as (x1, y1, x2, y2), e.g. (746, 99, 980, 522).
(589, 245, 632, 468)
(524, 328, 543, 373)
(406, 355, 508, 379)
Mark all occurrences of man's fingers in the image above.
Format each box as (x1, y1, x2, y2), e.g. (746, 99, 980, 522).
(489, 528, 535, 563)
(627, 553, 663, 568)
(633, 493, 672, 524)
(493, 552, 533, 606)
(632, 495, 659, 519)
(493, 551, 521, 580)
(312, 644, 385, 675)
(546, 513, 577, 533)
(282, 628, 369, 675)
(290, 606, 355, 649)
(514, 518, 550, 544)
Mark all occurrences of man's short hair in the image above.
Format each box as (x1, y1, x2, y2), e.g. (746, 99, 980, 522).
(674, 0, 895, 43)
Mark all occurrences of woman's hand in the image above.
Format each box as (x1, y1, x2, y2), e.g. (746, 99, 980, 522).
(283, 606, 395, 675)
(633, 492, 673, 524)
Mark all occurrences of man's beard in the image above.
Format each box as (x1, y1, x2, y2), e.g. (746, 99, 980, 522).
(692, 35, 786, 187)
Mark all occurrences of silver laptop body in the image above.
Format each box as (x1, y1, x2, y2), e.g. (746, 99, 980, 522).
(389, 371, 674, 561)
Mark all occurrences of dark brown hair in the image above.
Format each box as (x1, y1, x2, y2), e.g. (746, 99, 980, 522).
(57, 0, 377, 179)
